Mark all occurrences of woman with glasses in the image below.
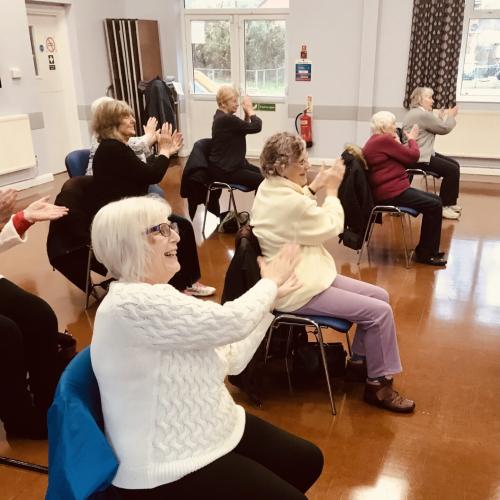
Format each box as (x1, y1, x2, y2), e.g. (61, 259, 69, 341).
(89, 99, 214, 296)
(251, 132, 415, 413)
(90, 195, 323, 499)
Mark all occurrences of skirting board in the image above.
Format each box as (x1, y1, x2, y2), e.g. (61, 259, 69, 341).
(2, 173, 55, 193)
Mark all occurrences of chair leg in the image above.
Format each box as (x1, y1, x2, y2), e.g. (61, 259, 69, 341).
(399, 214, 411, 269)
(201, 187, 213, 239)
(85, 248, 93, 310)
(358, 211, 377, 265)
(315, 326, 336, 415)
(345, 330, 352, 357)
(0, 456, 48, 474)
(432, 177, 437, 194)
(228, 189, 241, 230)
(284, 326, 294, 394)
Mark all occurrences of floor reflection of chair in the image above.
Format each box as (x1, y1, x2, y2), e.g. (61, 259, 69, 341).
(358, 205, 419, 268)
(265, 313, 353, 415)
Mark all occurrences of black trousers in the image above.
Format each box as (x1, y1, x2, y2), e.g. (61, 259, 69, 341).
(51, 214, 201, 292)
(0, 278, 59, 433)
(110, 412, 323, 500)
(426, 153, 460, 206)
(209, 162, 264, 191)
(380, 187, 443, 257)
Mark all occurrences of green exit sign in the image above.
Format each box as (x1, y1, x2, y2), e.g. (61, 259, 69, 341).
(253, 103, 276, 112)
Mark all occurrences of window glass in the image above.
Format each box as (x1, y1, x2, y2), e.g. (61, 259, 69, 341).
(460, 17, 500, 97)
(244, 19, 286, 96)
(474, 0, 500, 10)
(190, 20, 231, 94)
(185, 0, 289, 8)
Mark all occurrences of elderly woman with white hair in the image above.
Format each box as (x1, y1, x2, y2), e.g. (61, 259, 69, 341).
(402, 86, 461, 220)
(363, 111, 446, 266)
(251, 132, 415, 413)
(208, 85, 264, 190)
(90, 195, 323, 499)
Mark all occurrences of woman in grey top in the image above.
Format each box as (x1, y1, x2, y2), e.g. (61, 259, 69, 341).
(402, 87, 461, 220)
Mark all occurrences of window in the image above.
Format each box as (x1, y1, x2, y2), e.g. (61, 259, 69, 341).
(458, 0, 500, 100)
(185, 14, 287, 98)
(185, 0, 289, 9)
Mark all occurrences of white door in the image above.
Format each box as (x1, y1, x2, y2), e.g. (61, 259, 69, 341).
(27, 5, 80, 173)
(183, 13, 288, 155)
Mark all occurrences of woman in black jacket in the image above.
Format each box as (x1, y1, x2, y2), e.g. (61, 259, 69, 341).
(209, 86, 264, 190)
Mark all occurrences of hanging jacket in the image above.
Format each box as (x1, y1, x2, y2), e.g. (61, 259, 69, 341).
(143, 78, 177, 129)
(337, 149, 375, 250)
(180, 138, 221, 219)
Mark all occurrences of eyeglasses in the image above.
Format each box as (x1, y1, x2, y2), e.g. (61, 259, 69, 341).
(145, 221, 178, 238)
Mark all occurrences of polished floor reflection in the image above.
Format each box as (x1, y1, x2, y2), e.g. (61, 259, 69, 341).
(1, 167, 499, 500)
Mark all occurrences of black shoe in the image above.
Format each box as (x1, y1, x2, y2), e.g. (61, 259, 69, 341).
(414, 254, 447, 266)
(435, 251, 446, 258)
(344, 359, 367, 383)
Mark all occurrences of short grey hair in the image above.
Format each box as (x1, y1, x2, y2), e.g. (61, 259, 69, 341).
(216, 85, 239, 107)
(370, 111, 396, 134)
(410, 87, 433, 108)
(91, 196, 172, 282)
(260, 132, 305, 177)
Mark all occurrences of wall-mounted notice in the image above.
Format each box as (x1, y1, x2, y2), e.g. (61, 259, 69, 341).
(295, 60, 311, 82)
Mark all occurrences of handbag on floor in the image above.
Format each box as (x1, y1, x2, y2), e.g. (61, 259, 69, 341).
(293, 342, 347, 382)
(218, 211, 250, 233)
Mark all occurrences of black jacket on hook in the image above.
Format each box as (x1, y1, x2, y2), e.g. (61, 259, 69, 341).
(141, 77, 177, 129)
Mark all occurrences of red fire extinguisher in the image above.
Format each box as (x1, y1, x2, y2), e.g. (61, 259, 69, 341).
(295, 109, 313, 148)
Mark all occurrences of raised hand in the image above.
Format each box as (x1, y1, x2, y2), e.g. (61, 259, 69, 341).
(242, 95, 255, 117)
(405, 124, 420, 141)
(257, 243, 300, 287)
(448, 105, 459, 118)
(23, 196, 68, 223)
(157, 123, 184, 158)
(143, 117, 159, 147)
(0, 189, 18, 223)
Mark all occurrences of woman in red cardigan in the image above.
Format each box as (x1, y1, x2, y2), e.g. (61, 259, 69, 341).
(362, 111, 446, 266)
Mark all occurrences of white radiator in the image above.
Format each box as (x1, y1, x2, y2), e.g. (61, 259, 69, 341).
(0, 114, 37, 175)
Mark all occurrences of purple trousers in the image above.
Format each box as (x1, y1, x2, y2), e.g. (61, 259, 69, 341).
(293, 275, 402, 378)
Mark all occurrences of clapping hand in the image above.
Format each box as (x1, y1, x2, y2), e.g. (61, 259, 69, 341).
(23, 196, 68, 223)
(0, 189, 17, 224)
(404, 124, 420, 141)
(157, 122, 184, 158)
(242, 96, 255, 117)
(143, 117, 159, 147)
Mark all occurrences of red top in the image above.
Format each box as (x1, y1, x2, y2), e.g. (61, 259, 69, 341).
(12, 211, 33, 236)
(362, 133, 420, 202)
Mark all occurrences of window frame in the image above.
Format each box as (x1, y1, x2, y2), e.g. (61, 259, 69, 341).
(183, 8, 288, 102)
(457, 0, 500, 102)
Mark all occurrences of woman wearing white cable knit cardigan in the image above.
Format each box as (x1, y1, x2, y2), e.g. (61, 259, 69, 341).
(90, 195, 323, 500)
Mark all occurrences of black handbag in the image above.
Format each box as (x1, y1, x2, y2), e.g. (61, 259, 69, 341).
(293, 342, 347, 381)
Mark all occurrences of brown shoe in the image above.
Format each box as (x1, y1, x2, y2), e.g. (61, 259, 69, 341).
(364, 379, 415, 413)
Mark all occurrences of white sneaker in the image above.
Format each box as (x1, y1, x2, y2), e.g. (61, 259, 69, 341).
(443, 206, 460, 220)
(185, 282, 216, 297)
(450, 204, 462, 213)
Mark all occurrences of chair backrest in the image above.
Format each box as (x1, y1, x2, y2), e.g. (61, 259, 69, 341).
(46, 347, 118, 500)
(65, 149, 91, 177)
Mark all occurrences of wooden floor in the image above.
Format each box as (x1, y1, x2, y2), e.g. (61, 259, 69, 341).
(1, 165, 500, 500)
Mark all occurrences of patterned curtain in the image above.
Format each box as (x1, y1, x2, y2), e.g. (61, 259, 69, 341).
(403, 0, 466, 109)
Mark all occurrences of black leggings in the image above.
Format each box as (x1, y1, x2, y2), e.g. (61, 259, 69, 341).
(51, 214, 201, 293)
(209, 162, 264, 191)
(110, 412, 323, 500)
(0, 278, 59, 432)
(426, 152, 460, 206)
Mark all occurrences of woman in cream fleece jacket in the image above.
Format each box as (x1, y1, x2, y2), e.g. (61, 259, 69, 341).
(251, 132, 415, 414)
(90, 195, 323, 499)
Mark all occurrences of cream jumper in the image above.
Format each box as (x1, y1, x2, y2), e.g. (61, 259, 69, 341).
(90, 279, 277, 489)
(251, 176, 344, 312)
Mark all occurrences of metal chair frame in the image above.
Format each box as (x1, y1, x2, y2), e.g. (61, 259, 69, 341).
(202, 182, 254, 238)
(85, 245, 112, 309)
(264, 313, 353, 415)
(407, 167, 439, 194)
(357, 205, 418, 268)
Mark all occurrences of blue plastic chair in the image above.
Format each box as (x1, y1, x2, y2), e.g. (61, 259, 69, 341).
(265, 312, 353, 415)
(65, 149, 90, 178)
(46, 347, 118, 500)
(357, 205, 419, 268)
